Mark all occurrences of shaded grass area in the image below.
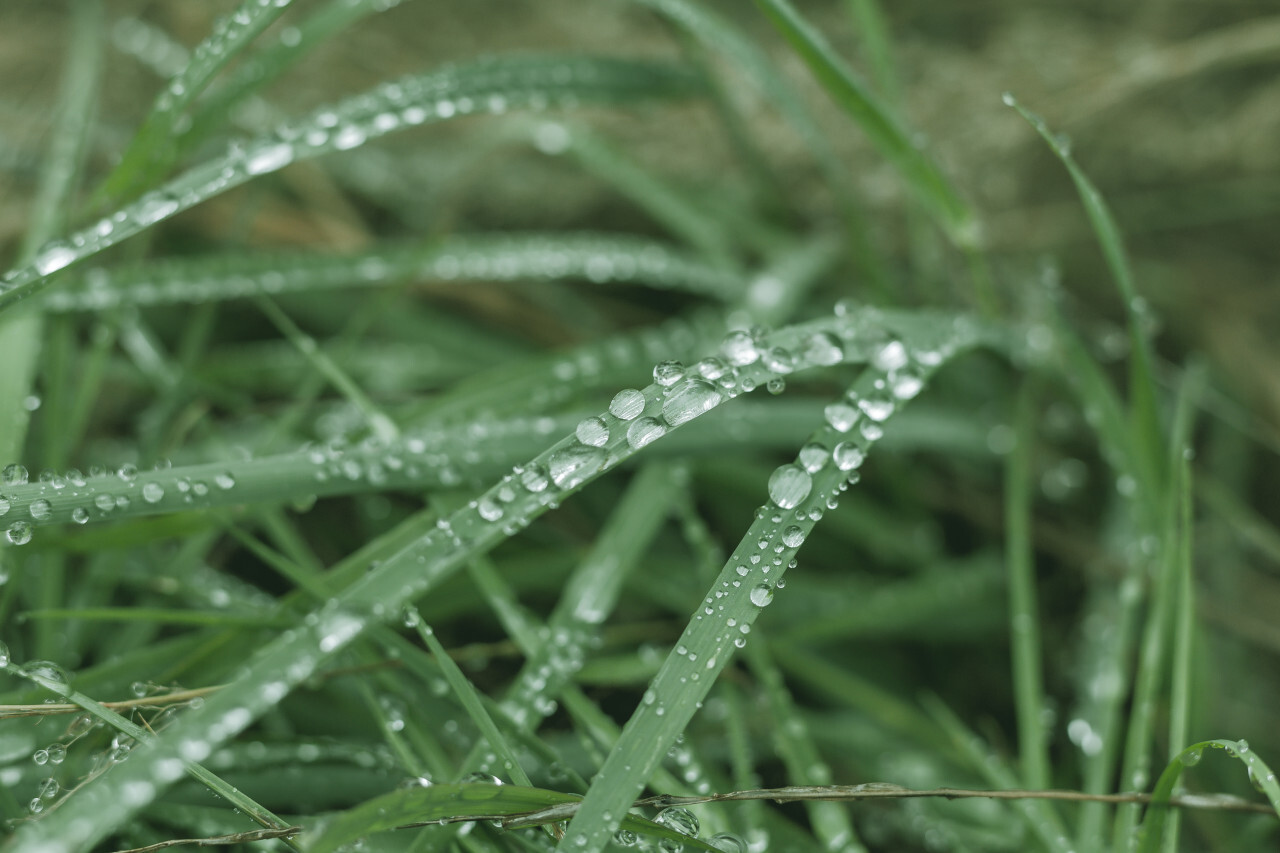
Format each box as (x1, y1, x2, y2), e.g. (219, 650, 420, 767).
(1, 1, 1279, 851)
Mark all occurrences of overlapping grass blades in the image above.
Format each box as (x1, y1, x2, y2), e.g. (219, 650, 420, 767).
(2, 308, 999, 851)
(0, 54, 703, 310)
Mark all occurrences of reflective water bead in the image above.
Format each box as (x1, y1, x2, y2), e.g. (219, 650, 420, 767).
(857, 396, 893, 422)
(781, 525, 806, 548)
(214, 472, 236, 490)
(0, 641, 8, 667)
(749, 583, 774, 607)
(891, 371, 924, 400)
(766, 377, 786, 395)
(33, 241, 76, 276)
(28, 499, 52, 521)
(2, 463, 28, 486)
(709, 833, 746, 853)
(803, 332, 844, 366)
(521, 463, 550, 493)
(547, 444, 605, 489)
(142, 482, 165, 503)
(626, 417, 666, 449)
(662, 379, 720, 427)
(656, 806, 699, 837)
(860, 421, 884, 441)
(6, 521, 33, 545)
(720, 329, 759, 365)
(608, 388, 646, 420)
(767, 464, 811, 509)
(797, 442, 828, 473)
(762, 346, 795, 374)
(653, 360, 685, 387)
(832, 442, 865, 471)
(0, 494, 9, 515)
(575, 416, 610, 447)
(21, 660, 69, 684)
(873, 340, 909, 371)
(693, 356, 728, 380)
(824, 402, 859, 432)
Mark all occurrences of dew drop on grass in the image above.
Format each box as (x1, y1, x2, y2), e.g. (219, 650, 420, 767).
(766, 377, 786, 395)
(33, 241, 76, 276)
(6, 521, 33, 545)
(1181, 748, 1202, 767)
(857, 395, 893, 422)
(133, 191, 179, 225)
(548, 443, 605, 489)
(657, 806, 699, 837)
(873, 340, 909, 372)
(609, 388, 646, 420)
(626, 417, 666, 449)
(709, 834, 746, 853)
(244, 141, 295, 175)
(575, 416, 610, 447)
(0, 642, 9, 667)
(721, 329, 759, 365)
(21, 660, 69, 684)
(214, 472, 236, 490)
(2, 464, 28, 486)
(797, 442, 828, 473)
(142, 482, 165, 503)
(662, 379, 720, 427)
(768, 464, 811, 509)
(781, 526, 805, 548)
(803, 332, 844, 366)
(0, 494, 9, 516)
(653, 360, 685, 387)
(824, 402, 859, 432)
(71, 507, 89, 524)
(476, 497, 503, 522)
(750, 584, 774, 607)
(28, 500, 51, 521)
(520, 464, 550, 493)
(832, 442, 865, 471)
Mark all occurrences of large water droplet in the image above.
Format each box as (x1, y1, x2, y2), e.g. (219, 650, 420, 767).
(6, 521, 33, 545)
(133, 191, 179, 225)
(21, 660, 69, 685)
(245, 141, 294, 175)
(28, 500, 51, 521)
(720, 329, 759, 365)
(656, 806, 699, 837)
(626, 417, 666, 449)
(653, 361, 685, 387)
(823, 402, 859, 432)
(547, 444, 605, 489)
(608, 388, 646, 420)
(797, 442, 828, 473)
(832, 442, 865, 471)
(873, 340, 909, 371)
(575, 416, 610, 447)
(750, 583, 774, 607)
(2, 464, 29, 486)
(661, 379, 720, 427)
(768, 464, 811, 509)
(857, 395, 893, 422)
(34, 241, 76, 276)
(520, 464, 550, 493)
(781, 526, 806, 548)
(142, 482, 165, 503)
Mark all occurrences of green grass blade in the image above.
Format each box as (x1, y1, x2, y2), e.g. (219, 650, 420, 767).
(752, 0, 975, 246)
(1006, 94, 1163, 492)
(1006, 381, 1051, 792)
(0, 56, 703, 312)
(1138, 740, 1280, 853)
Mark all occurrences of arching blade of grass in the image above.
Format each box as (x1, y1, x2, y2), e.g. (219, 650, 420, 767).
(92, 0, 295, 202)
(2, 309, 998, 851)
(560, 315, 1001, 852)
(42, 234, 742, 313)
(0, 55, 704, 312)
(751, 0, 975, 248)
(1006, 95, 1163, 494)
(1138, 740, 1280, 853)
(177, 0, 415, 154)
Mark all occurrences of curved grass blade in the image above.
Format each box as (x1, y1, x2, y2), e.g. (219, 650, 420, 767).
(560, 315, 1001, 851)
(42, 233, 741, 313)
(1005, 94, 1163, 493)
(94, 0, 296, 202)
(752, 0, 975, 247)
(1138, 740, 1280, 853)
(0, 308, 1001, 852)
(0, 55, 703, 312)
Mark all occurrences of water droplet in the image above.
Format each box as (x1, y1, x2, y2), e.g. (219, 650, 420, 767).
(6, 521, 33, 545)
(245, 141, 294, 175)
(609, 388, 646, 420)
(662, 379, 720, 427)
(859, 421, 884, 442)
(547, 443, 605, 489)
(0, 494, 9, 515)
(891, 371, 924, 400)
(657, 806, 699, 837)
(750, 584, 774, 607)
(803, 332, 844, 366)
(762, 346, 795, 374)
(653, 360, 685, 387)
(27, 499, 51, 521)
(34, 241, 76, 275)
(721, 329, 759, 366)
(765, 377, 786, 395)
(824, 402, 859, 432)
(214, 472, 236, 490)
(709, 833, 746, 853)
(21, 659, 69, 684)
(626, 417, 666, 449)
(857, 395, 893, 422)
(1180, 748, 1202, 767)
(133, 191, 179, 225)
(3, 464, 29, 486)
(575, 416, 610, 447)
(873, 340, 909, 372)
(142, 482, 165, 503)
(694, 357, 728, 380)
(768, 464, 811, 509)
(117, 463, 138, 482)
(797, 442, 828, 473)
(71, 507, 89, 524)
(0, 641, 9, 667)
(520, 464, 550, 493)
(832, 442, 865, 471)
(781, 526, 805, 548)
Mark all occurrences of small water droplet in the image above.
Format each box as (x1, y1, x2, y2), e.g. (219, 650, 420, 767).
(1181, 748, 1202, 767)
(21, 659, 69, 684)
(245, 141, 294, 175)
(28, 499, 51, 521)
(832, 442, 865, 471)
(214, 472, 236, 490)
(6, 521, 33, 545)
(824, 402, 859, 432)
(750, 584, 774, 607)
(721, 329, 759, 366)
(656, 806, 699, 838)
(653, 360, 685, 387)
(142, 482, 165, 503)
(34, 241, 76, 276)
(3, 463, 29, 486)
(768, 464, 811, 509)
(781, 526, 805, 548)
(797, 442, 828, 473)
(662, 379, 720, 427)
(521, 463, 550, 493)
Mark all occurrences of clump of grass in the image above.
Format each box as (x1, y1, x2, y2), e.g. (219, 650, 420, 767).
(2, 1, 1278, 852)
